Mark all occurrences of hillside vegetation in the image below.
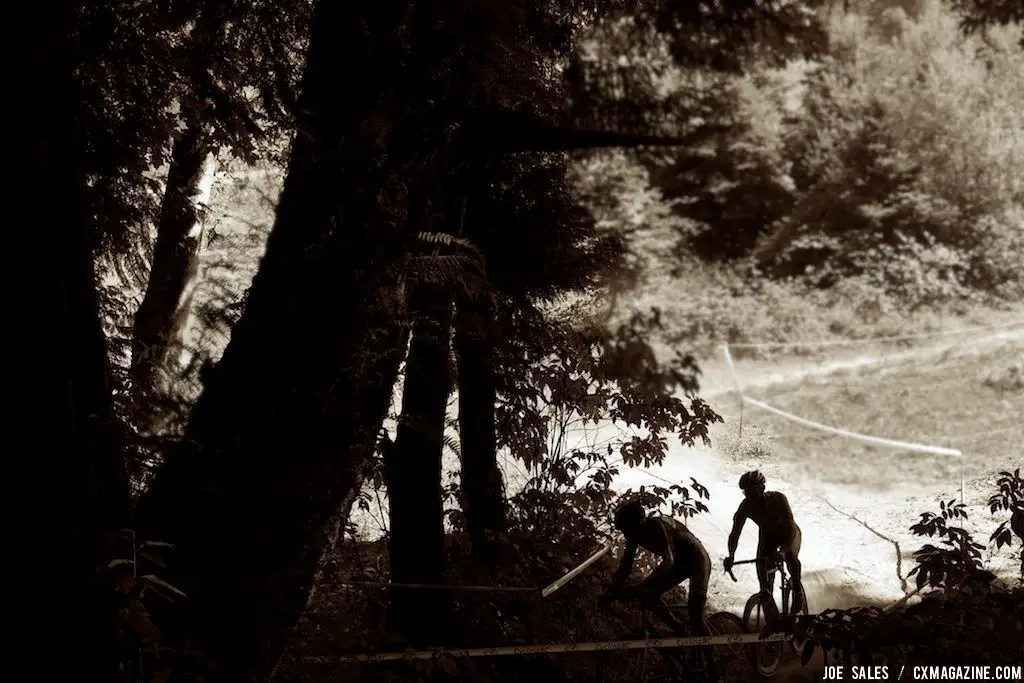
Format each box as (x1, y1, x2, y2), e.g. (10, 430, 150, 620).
(36, 0, 1023, 682)
(572, 1, 1023, 355)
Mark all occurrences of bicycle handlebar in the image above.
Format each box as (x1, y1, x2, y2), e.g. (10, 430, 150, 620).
(724, 557, 783, 582)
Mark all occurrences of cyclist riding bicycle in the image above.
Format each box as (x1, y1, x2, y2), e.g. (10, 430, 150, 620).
(600, 498, 712, 639)
(723, 470, 806, 620)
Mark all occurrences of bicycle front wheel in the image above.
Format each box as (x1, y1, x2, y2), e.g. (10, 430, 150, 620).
(708, 611, 754, 682)
(742, 594, 783, 677)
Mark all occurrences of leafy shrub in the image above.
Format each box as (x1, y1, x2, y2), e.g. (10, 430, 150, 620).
(785, 477, 1024, 671)
(756, 4, 1024, 308)
(91, 531, 201, 683)
(988, 469, 1024, 573)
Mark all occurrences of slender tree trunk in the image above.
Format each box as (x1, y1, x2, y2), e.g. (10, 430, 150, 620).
(131, 123, 214, 401)
(454, 298, 507, 559)
(163, 152, 216, 381)
(132, 0, 230, 404)
(23, 0, 132, 679)
(385, 290, 453, 644)
(131, 1, 417, 678)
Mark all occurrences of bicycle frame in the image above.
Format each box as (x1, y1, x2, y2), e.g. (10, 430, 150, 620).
(601, 597, 746, 681)
(727, 557, 797, 617)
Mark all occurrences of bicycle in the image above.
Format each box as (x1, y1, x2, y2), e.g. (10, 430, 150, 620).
(598, 595, 752, 682)
(726, 557, 809, 677)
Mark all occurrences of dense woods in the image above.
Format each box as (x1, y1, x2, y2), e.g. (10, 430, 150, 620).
(32, 0, 1022, 681)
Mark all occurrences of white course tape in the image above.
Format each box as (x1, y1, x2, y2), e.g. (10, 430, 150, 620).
(541, 544, 612, 597)
(724, 320, 1023, 349)
(741, 395, 962, 457)
(720, 344, 741, 392)
(305, 631, 791, 663)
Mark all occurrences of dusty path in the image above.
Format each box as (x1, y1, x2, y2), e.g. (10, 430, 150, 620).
(337, 318, 1020, 679)
(599, 322, 1023, 615)
(351, 319, 1022, 610)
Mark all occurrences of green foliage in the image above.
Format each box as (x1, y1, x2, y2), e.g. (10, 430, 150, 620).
(571, 1, 1024, 352)
(755, 6, 1024, 306)
(568, 3, 824, 260)
(92, 530, 194, 683)
(951, 0, 1024, 47)
(643, 78, 797, 262)
(789, 476, 1024, 671)
(496, 307, 721, 476)
(908, 499, 993, 593)
(988, 470, 1024, 565)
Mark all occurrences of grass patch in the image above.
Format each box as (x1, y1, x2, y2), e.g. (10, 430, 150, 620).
(741, 335, 1023, 494)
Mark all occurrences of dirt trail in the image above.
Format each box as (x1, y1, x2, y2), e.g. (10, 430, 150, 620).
(602, 322, 1023, 616)
(606, 323, 1020, 681)
(351, 320, 1022, 608)
(698, 321, 1024, 398)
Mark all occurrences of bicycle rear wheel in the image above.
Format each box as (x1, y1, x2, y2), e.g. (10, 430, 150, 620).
(742, 594, 783, 677)
(708, 611, 753, 682)
(613, 626, 687, 682)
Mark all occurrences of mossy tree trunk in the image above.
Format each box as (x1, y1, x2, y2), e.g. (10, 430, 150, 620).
(131, 0, 415, 678)
(454, 297, 508, 560)
(26, 0, 132, 678)
(384, 287, 453, 645)
(130, 122, 214, 400)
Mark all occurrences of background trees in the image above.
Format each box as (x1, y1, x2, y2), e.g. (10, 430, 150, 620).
(30, 0, 1022, 680)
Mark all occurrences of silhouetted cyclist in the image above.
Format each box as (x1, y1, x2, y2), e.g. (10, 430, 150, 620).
(600, 498, 713, 639)
(723, 470, 806, 619)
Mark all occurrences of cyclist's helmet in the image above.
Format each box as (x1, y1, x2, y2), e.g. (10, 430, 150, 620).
(613, 499, 646, 531)
(739, 470, 766, 492)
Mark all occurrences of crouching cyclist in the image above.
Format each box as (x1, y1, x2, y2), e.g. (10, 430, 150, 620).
(599, 498, 713, 641)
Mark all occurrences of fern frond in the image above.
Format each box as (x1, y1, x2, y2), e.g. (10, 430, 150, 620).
(415, 231, 482, 255)
(442, 432, 462, 458)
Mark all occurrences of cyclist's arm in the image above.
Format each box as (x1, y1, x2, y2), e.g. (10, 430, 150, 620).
(609, 539, 638, 593)
(727, 502, 748, 559)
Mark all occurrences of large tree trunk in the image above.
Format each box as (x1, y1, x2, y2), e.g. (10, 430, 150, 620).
(24, 0, 132, 679)
(385, 290, 453, 645)
(454, 298, 508, 559)
(132, 1, 416, 679)
(131, 124, 215, 401)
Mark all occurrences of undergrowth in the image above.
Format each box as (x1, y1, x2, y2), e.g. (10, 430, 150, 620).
(785, 471, 1024, 670)
(274, 468, 1024, 683)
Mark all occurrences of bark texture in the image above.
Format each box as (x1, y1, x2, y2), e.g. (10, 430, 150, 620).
(385, 289, 453, 644)
(131, 123, 212, 397)
(132, 1, 414, 679)
(25, 0, 132, 679)
(454, 298, 508, 559)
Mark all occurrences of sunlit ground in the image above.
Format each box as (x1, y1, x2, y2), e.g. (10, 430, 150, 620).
(350, 323, 1024, 618)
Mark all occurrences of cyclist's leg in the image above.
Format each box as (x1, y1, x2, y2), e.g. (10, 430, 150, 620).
(783, 525, 806, 612)
(679, 553, 715, 674)
(755, 534, 781, 619)
(688, 552, 712, 638)
(637, 574, 687, 635)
